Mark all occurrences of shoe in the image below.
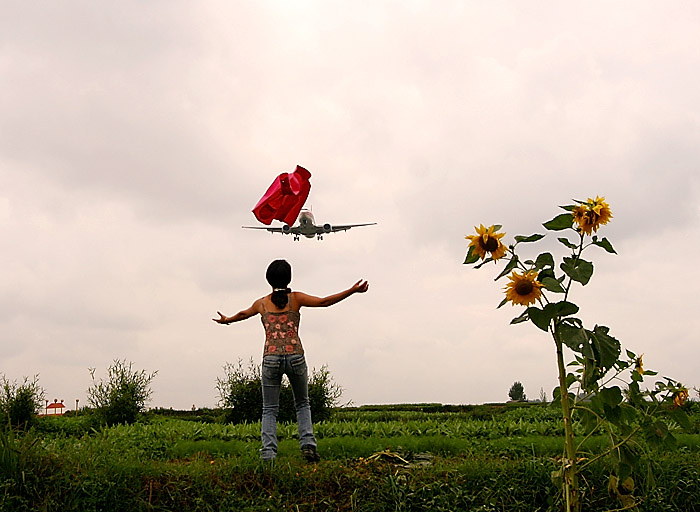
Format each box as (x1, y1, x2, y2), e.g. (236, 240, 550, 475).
(301, 445, 321, 462)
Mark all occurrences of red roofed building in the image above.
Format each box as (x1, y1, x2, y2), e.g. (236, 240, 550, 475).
(45, 399, 65, 415)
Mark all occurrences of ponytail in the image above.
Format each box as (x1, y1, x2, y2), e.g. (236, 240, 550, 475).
(271, 288, 291, 309)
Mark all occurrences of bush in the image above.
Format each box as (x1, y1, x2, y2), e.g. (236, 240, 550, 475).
(216, 358, 343, 424)
(0, 375, 44, 430)
(87, 360, 157, 426)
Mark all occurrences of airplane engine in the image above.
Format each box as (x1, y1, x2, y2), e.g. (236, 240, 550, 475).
(323, 223, 332, 233)
(282, 224, 291, 233)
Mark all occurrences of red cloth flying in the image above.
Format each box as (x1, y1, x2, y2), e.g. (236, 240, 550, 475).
(252, 165, 312, 225)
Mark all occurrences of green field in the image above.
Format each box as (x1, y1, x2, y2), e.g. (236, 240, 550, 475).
(3, 403, 700, 511)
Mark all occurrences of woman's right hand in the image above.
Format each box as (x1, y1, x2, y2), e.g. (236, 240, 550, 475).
(212, 312, 228, 324)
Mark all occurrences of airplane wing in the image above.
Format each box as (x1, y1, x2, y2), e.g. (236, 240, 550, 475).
(241, 225, 299, 235)
(325, 223, 377, 233)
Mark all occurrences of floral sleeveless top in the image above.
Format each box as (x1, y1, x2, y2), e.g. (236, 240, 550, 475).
(261, 305, 304, 357)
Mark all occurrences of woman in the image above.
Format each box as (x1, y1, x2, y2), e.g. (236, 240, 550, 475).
(213, 259, 369, 462)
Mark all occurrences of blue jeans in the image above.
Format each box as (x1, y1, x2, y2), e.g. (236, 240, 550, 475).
(260, 354, 317, 460)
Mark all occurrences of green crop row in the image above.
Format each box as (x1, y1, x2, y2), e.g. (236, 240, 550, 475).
(3, 404, 699, 511)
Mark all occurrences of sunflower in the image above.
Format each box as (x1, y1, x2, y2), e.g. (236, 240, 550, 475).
(465, 224, 507, 261)
(673, 388, 689, 408)
(572, 196, 613, 235)
(504, 270, 543, 306)
(634, 354, 644, 375)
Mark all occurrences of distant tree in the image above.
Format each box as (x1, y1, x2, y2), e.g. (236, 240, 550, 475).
(0, 374, 44, 430)
(539, 387, 548, 404)
(87, 360, 157, 425)
(508, 381, 527, 402)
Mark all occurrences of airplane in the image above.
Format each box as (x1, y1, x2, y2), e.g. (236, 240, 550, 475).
(242, 209, 376, 241)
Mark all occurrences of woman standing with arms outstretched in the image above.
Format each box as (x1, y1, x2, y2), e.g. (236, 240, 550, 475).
(213, 259, 369, 462)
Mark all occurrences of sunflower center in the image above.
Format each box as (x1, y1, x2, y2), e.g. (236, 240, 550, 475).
(515, 281, 533, 295)
(482, 236, 499, 252)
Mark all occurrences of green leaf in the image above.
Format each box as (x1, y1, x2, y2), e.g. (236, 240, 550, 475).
(588, 325, 621, 371)
(669, 408, 692, 432)
(463, 245, 481, 265)
(514, 233, 545, 243)
(550, 301, 579, 317)
(474, 257, 494, 269)
(497, 297, 508, 309)
(578, 407, 600, 435)
(534, 252, 554, 269)
(558, 321, 588, 353)
(495, 255, 519, 281)
(541, 277, 566, 293)
(526, 306, 552, 331)
(543, 213, 574, 231)
(643, 420, 671, 446)
(592, 237, 617, 254)
(628, 381, 643, 406)
(557, 237, 579, 250)
(561, 257, 594, 285)
(599, 386, 623, 407)
(510, 309, 529, 325)
(559, 204, 577, 212)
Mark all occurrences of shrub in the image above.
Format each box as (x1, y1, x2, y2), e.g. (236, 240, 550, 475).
(86, 360, 157, 426)
(216, 358, 343, 424)
(0, 375, 44, 430)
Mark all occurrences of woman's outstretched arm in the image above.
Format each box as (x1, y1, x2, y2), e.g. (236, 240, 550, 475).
(213, 299, 261, 324)
(295, 280, 369, 308)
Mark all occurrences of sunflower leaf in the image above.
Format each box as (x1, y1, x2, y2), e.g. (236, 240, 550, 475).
(463, 245, 481, 265)
(599, 386, 623, 407)
(495, 256, 518, 281)
(557, 237, 579, 250)
(669, 408, 692, 432)
(535, 252, 554, 269)
(510, 310, 529, 324)
(474, 256, 495, 269)
(541, 277, 565, 293)
(526, 306, 551, 331)
(592, 237, 617, 254)
(587, 325, 621, 371)
(561, 257, 594, 285)
(557, 321, 588, 353)
(550, 301, 579, 317)
(560, 204, 577, 211)
(497, 297, 509, 309)
(543, 213, 574, 231)
(514, 233, 545, 243)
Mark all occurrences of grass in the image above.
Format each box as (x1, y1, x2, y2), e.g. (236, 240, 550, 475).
(2, 404, 700, 511)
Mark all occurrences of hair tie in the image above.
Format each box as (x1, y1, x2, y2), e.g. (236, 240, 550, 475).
(273, 288, 290, 293)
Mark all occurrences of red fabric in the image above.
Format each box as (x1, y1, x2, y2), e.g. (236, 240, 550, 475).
(252, 165, 312, 225)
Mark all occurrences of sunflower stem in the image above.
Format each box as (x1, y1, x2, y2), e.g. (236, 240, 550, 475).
(553, 322, 581, 512)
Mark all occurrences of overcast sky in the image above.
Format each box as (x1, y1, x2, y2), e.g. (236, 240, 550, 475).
(2, 1, 699, 410)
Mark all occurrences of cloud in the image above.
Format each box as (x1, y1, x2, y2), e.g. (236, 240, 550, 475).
(1, 2, 699, 408)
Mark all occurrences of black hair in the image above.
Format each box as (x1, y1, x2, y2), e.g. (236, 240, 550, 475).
(266, 259, 292, 309)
